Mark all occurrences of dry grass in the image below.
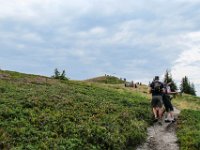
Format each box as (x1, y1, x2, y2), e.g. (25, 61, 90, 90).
(173, 94, 200, 111)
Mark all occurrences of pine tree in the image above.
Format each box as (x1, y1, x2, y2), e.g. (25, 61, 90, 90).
(163, 69, 177, 92)
(164, 70, 170, 83)
(180, 76, 196, 96)
(52, 68, 68, 80)
(180, 76, 190, 94)
(54, 68, 60, 79)
(190, 83, 196, 96)
(60, 70, 67, 80)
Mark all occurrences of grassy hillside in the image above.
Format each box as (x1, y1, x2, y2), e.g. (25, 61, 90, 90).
(0, 70, 152, 149)
(85, 76, 125, 84)
(173, 95, 200, 150)
(173, 94, 200, 111)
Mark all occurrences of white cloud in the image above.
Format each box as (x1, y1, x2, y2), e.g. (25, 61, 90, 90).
(171, 32, 200, 95)
(0, 0, 91, 26)
(21, 32, 44, 43)
(0, 1, 38, 20)
(89, 27, 106, 35)
(172, 32, 200, 80)
(16, 44, 26, 49)
(77, 27, 106, 39)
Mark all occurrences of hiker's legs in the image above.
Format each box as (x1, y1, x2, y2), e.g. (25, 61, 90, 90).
(167, 98, 174, 120)
(157, 96, 164, 119)
(169, 111, 175, 120)
(151, 97, 159, 119)
(151, 95, 163, 122)
(161, 107, 165, 118)
(152, 107, 158, 118)
(163, 94, 175, 120)
(158, 107, 164, 119)
(169, 111, 172, 118)
(164, 110, 176, 122)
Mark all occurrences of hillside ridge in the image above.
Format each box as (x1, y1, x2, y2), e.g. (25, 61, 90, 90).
(0, 69, 152, 149)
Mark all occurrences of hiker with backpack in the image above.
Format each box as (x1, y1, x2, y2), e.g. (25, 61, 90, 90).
(162, 82, 176, 122)
(149, 76, 165, 124)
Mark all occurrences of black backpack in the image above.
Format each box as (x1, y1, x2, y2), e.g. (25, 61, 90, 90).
(153, 81, 162, 93)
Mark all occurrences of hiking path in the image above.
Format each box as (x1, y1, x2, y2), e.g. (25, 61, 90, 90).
(136, 107, 180, 150)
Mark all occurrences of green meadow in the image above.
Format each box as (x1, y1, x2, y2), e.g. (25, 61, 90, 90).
(1, 70, 200, 150)
(174, 95, 200, 150)
(0, 70, 152, 149)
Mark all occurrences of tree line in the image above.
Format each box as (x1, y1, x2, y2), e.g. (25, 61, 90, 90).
(51, 68, 196, 96)
(163, 70, 196, 96)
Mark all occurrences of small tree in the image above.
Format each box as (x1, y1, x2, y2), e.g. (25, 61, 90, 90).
(60, 70, 67, 80)
(52, 68, 68, 80)
(54, 68, 60, 79)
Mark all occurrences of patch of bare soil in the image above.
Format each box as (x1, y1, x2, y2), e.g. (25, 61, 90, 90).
(136, 108, 180, 150)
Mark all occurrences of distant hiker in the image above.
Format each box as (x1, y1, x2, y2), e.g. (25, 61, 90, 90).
(163, 82, 176, 122)
(135, 84, 137, 88)
(131, 81, 134, 87)
(149, 76, 164, 124)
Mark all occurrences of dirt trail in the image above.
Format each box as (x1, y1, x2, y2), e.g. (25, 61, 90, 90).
(136, 107, 180, 150)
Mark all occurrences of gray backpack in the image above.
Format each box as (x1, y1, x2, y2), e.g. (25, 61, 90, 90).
(153, 81, 162, 93)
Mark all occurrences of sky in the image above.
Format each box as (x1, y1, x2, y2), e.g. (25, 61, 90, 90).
(1, 0, 200, 95)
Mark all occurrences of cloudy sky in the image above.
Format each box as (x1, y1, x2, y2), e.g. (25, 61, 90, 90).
(1, 0, 200, 95)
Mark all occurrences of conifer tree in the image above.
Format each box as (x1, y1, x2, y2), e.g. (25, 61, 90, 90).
(180, 76, 196, 96)
(190, 83, 196, 96)
(60, 70, 67, 80)
(163, 69, 177, 92)
(54, 68, 60, 79)
(53, 68, 68, 80)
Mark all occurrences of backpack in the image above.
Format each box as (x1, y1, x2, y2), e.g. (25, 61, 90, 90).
(153, 81, 162, 93)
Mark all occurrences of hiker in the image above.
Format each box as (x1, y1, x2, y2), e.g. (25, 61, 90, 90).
(135, 84, 137, 88)
(163, 82, 176, 122)
(149, 76, 164, 123)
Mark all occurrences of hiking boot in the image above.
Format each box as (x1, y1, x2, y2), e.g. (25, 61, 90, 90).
(153, 118, 158, 122)
(171, 118, 176, 122)
(164, 119, 171, 123)
(158, 120, 162, 125)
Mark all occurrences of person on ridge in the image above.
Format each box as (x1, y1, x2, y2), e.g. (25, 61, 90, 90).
(149, 76, 165, 124)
